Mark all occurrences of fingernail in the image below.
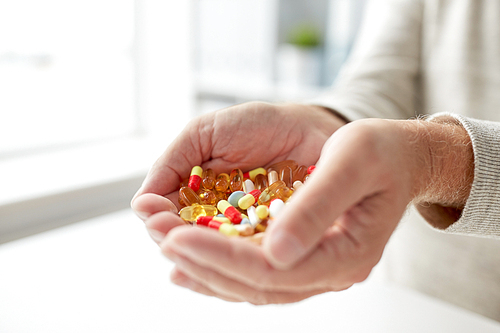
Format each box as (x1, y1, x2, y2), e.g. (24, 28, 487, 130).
(147, 228, 166, 243)
(266, 229, 306, 269)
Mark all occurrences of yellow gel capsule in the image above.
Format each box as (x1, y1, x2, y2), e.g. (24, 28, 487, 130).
(219, 223, 239, 237)
(255, 205, 269, 220)
(179, 204, 218, 222)
(215, 173, 230, 192)
(179, 186, 201, 206)
(258, 180, 286, 206)
(229, 168, 244, 192)
(202, 168, 216, 190)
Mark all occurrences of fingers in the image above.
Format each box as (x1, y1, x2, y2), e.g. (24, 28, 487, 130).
(132, 193, 178, 221)
(263, 124, 380, 270)
(169, 254, 330, 305)
(143, 211, 186, 245)
(161, 226, 354, 293)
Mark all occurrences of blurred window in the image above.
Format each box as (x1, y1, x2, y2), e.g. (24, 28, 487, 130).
(0, 0, 136, 157)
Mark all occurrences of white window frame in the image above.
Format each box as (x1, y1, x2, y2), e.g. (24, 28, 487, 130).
(0, 0, 194, 243)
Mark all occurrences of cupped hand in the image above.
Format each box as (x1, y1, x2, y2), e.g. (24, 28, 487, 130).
(156, 118, 438, 304)
(131, 101, 345, 235)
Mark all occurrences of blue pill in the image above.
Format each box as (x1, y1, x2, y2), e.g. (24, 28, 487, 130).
(228, 191, 246, 207)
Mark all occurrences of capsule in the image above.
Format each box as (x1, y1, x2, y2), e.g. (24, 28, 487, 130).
(292, 180, 304, 191)
(267, 170, 278, 185)
(292, 165, 308, 183)
(254, 173, 268, 190)
(229, 168, 244, 192)
(258, 180, 293, 206)
(269, 199, 285, 218)
(179, 204, 218, 222)
(197, 215, 231, 226)
(238, 189, 261, 210)
(255, 205, 269, 220)
(188, 166, 203, 192)
(307, 165, 316, 174)
(247, 206, 261, 227)
(280, 165, 293, 188)
(217, 200, 242, 224)
(243, 167, 267, 181)
(215, 173, 230, 192)
(202, 168, 216, 190)
(267, 160, 298, 174)
(228, 191, 246, 207)
(179, 186, 201, 206)
(242, 179, 255, 193)
(234, 223, 254, 236)
(198, 189, 217, 206)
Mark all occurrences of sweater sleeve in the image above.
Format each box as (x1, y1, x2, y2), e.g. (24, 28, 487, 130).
(420, 113, 500, 238)
(308, 0, 423, 121)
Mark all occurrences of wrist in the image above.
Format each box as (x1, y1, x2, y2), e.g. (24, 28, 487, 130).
(410, 117, 474, 228)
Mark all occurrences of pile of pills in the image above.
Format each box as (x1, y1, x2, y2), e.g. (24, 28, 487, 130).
(177, 160, 315, 244)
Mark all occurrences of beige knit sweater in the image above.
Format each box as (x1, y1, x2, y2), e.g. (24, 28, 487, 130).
(311, 0, 500, 321)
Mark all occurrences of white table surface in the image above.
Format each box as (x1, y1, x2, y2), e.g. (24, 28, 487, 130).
(1, 209, 500, 333)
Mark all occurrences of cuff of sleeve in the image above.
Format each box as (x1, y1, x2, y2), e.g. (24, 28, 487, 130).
(424, 112, 500, 238)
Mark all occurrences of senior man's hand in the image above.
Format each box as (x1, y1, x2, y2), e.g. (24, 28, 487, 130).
(155, 117, 473, 304)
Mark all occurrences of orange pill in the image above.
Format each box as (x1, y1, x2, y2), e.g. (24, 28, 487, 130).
(198, 189, 217, 206)
(254, 173, 268, 190)
(229, 168, 244, 192)
(292, 165, 308, 183)
(202, 168, 216, 190)
(267, 160, 298, 174)
(280, 165, 293, 188)
(215, 173, 230, 192)
(179, 186, 201, 206)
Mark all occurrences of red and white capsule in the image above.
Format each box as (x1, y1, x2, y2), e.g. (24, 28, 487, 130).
(188, 166, 203, 192)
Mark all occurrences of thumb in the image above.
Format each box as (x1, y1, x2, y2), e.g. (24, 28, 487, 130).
(262, 126, 378, 269)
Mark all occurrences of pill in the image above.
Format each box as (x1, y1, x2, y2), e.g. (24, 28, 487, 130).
(267, 160, 298, 174)
(240, 217, 251, 225)
(196, 215, 229, 226)
(215, 173, 230, 192)
(202, 168, 216, 190)
(217, 200, 242, 224)
(238, 189, 261, 210)
(280, 165, 293, 187)
(188, 166, 203, 192)
(292, 165, 308, 183)
(219, 223, 239, 236)
(208, 220, 223, 230)
(254, 173, 268, 190)
(269, 199, 285, 218)
(292, 180, 304, 191)
(179, 204, 218, 222)
(179, 186, 201, 206)
(229, 169, 244, 192)
(268, 170, 278, 185)
(247, 206, 261, 227)
(228, 191, 246, 207)
(255, 223, 267, 233)
(255, 205, 269, 220)
(242, 179, 255, 193)
(234, 223, 254, 236)
(258, 180, 292, 206)
(199, 189, 217, 206)
(243, 167, 267, 181)
(307, 165, 316, 174)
